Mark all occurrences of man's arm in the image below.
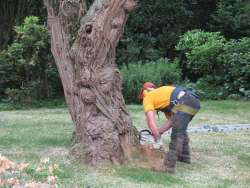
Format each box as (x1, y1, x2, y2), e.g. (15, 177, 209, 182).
(145, 110, 160, 140)
(158, 116, 174, 135)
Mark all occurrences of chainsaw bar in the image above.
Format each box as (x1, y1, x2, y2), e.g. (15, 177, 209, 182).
(139, 129, 164, 150)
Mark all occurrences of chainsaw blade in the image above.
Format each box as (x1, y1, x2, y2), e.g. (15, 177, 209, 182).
(139, 129, 164, 150)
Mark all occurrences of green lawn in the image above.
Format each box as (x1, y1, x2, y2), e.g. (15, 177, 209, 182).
(0, 100, 250, 187)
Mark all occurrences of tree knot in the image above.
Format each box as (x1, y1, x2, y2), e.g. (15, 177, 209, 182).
(85, 24, 93, 34)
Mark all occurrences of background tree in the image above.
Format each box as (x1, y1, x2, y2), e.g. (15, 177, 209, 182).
(1, 0, 249, 102)
(0, 0, 46, 50)
(43, 0, 138, 165)
(176, 30, 250, 99)
(0, 16, 61, 102)
(209, 0, 250, 38)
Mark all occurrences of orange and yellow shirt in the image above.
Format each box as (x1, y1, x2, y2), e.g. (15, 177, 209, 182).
(143, 86, 175, 113)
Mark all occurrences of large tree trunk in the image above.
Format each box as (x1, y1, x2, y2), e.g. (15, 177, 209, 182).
(43, 0, 138, 166)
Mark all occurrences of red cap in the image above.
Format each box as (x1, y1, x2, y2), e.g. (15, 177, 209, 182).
(143, 82, 156, 90)
(138, 82, 156, 102)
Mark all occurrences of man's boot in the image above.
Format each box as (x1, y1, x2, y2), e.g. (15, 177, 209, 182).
(164, 149, 177, 174)
(164, 136, 183, 174)
(178, 135, 191, 164)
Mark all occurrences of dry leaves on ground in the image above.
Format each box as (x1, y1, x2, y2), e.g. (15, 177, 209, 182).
(0, 154, 58, 188)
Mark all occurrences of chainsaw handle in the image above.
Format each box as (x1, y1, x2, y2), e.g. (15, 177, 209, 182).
(139, 129, 152, 141)
(140, 129, 152, 135)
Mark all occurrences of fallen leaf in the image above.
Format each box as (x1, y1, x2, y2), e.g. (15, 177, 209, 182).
(0, 179, 6, 186)
(40, 158, 50, 164)
(48, 165, 54, 174)
(35, 166, 43, 172)
(17, 163, 29, 171)
(0, 154, 16, 172)
(47, 176, 57, 184)
(53, 164, 59, 169)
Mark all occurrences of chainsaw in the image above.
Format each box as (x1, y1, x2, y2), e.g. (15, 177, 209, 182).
(139, 129, 164, 150)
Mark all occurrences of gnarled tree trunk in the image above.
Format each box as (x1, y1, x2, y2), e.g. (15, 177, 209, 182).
(43, 0, 139, 166)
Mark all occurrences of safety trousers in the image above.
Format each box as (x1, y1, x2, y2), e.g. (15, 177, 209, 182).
(164, 93, 200, 173)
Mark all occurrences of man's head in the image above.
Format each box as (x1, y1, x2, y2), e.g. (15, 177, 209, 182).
(138, 82, 156, 102)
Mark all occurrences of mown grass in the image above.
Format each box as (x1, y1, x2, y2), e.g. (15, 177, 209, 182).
(0, 100, 250, 187)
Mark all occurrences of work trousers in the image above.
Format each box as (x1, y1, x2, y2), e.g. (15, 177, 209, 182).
(166, 92, 200, 169)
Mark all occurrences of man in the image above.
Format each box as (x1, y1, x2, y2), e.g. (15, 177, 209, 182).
(138, 82, 200, 173)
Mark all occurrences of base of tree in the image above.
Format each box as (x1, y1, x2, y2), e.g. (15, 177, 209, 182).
(127, 145, 167, 172)
(70, 139, 167, 172)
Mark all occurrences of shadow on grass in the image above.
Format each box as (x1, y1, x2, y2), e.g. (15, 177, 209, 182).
(0, 99, 66, 111)
(0, 136, 71, 148)
(238, 153, 250, 167)
(115, 166, 184, 186)
(213, 177, 234, 188)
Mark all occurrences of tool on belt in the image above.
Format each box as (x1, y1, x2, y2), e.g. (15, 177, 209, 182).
(139, 129, 164, 149)
(159, 87, 199, 116)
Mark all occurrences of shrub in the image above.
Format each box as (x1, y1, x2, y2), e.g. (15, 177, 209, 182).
(121, 58, 181, 103)
(217, 37, 250, 98)
(209, 0, 250, 38)
(0, 16, 61, 103)
(177, 30, 250, 99)
(191, 76, 229, 100)
(176, 30, 226, 77)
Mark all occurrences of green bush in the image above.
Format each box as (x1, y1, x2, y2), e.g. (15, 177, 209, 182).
(209, 0, 250, 38)
(121, 58, 181, 103)
(177, 30, 250, 100)
(176, 30, 226, 76)
(0, 16, 61, 103)
(190, 76, 229, 100)
(217, 37, 250, 98)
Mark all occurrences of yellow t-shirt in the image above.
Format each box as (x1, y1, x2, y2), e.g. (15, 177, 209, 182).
(143, 86, 175, 112)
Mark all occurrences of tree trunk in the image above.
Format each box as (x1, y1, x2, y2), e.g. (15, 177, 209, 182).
(43, 0, 138, 166)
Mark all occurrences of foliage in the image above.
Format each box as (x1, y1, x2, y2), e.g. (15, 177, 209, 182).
(176, 30, 226, 78)
(0, 16, 61, 103)
(177, 30, 250, 99)
(121, 58, 181, 103)
(188, 76, 230, 100)
(0, 0, 46, 50)
(0, 99, 66, 111)
(217, 37, 250, 98)
(0, 1, 250, 103)
(117, 0, 194, 65)
(209, 0, 250, 38)
(117, 35, 163, 65)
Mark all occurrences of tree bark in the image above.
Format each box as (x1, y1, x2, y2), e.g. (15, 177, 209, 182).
(43, 0, 138, 166)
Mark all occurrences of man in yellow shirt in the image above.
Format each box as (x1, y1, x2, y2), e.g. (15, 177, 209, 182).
(138, 82, 200, 173)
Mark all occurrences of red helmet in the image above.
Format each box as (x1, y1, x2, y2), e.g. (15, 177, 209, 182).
(138, 82, 156, 101)
(143, 82, 156, 90)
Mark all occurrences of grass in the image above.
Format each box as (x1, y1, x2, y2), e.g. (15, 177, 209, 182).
(0, 100, 250, 187)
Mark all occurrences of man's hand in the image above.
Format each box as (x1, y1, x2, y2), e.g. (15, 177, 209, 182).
(145, 111, 160, 141)
(158, 116, 173, 135)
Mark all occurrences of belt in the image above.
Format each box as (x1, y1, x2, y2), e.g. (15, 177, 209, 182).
(172, 104, 198, 116)
(159, 87, 199, 115)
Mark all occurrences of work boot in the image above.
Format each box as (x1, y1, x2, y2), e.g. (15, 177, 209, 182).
(164, 136, 184, 173)
(178, 135, 191, 164)
(176, 137, 184, 156)
(164, 149, 177, 174)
